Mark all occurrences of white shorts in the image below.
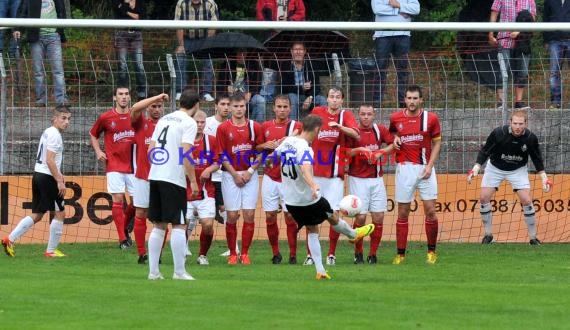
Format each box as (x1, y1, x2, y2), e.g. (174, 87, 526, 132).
(222, 171, 259, 211)
(395, 163, 438, 203)
(133, 177, 150, 208)
(481, 161, 530, 190)
(314, 176, 343, 211)
(348, 176, 387, 213)
(107, 172, 135, 195)
(186, 198, 216, 220)
(261, 175, 287, 212)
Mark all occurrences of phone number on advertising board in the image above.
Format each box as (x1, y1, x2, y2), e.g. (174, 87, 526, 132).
(386, 199, 570, 213)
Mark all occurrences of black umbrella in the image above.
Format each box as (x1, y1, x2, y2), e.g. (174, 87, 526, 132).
(188, 32, 267, 59)
(263, 30, 350, 59)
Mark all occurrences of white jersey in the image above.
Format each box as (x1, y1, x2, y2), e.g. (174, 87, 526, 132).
(275, 136, 317, 206)
(34, 126, 63, 176)
(204, 115, 224, 182)
(148, 110, 197, 188)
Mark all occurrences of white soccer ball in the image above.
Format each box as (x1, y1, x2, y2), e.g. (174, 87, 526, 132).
(339, 195, 363, 217)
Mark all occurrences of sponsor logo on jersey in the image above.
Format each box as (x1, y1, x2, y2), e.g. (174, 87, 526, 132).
(317, 129, 340, 140)
(231, 143, 252, 154)
(400, 134, 424, 143)
(501, 154, 524, 162)
(113, 130, 135, 142)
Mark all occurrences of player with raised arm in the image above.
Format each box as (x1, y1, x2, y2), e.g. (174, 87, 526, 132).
(257, 94, 302, 264)
(146, 89, 199, 280)
(216, 93, 264, 265)
(309, 86, 359, 266)
(2, 105, 71, 257)
(344, 104, 394, 264)
(467, 109, 552, 245)
(90, 86, 136, 249)
(276, 115, 374, 279)
(389, 85, 442, 265)
(130, 92, 167, 264)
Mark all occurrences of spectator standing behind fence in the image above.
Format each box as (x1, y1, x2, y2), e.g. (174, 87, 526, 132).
(14, 0, 68, 106)
(174, 0, 217, 102)
(256, 0, 305, 21)
(488, 0, 536, 110)
(372, 0, 419, 109)
(113, 0, 147, 101)
(543, 0, 570, 110)
(0, 0, 21, 57)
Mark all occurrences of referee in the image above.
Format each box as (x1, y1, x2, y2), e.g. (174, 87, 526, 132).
(467, 110, 553, 245)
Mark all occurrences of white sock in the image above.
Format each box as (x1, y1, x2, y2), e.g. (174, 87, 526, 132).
(171, 228, 187, 275)
(9, 216, 35, 242)
(148, 228, 165, 276)
(332, 218, 356, 239)
(523, 204, 537, 239)
(480, 203, 493, 236)
(46, 219, 64, 252)
(307, 233, 326, 274)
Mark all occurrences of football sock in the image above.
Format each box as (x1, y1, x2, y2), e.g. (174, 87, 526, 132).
(170, 228, 187, 275)
(226, 222, 238, 256)
(148, 228, 165, 275)
(46, 218, 64, 253)
(266, 219, 280, 255)
(112, 202, 127, 242)
(9, 216, 34, 242)
(285, 217, 298, 256)
(369, 223, 383, 256)
(396, 218, 409, 255)
(125, 203, 135, 225)
(480, 202, 492, 235)
(523, 204, 537, 239)
(332, 218, 354, 237)
(353, 222, 364, 254)
(307, 232, 325, 274)
(242, 222, 255, 255)
(327, 226, 340, 256)
(425, 218, 438, 252)
(134, 216, 147, 256)
(199, 231, 213, 256)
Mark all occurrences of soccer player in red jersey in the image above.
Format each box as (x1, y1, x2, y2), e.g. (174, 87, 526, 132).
(344, 104, 394, 264)
(308, 86, 359, 266)
(257, 95, 302, 264)
(185, 110, 221, 265)
(216, 93, 263, 265)
(389, 85, 442, 265)
(130, 93, 167, 264)
(90, 86, 137, 249)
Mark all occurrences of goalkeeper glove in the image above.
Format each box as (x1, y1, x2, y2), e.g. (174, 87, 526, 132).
(540, 172, 553, 193)
(467, 164, 481, 184)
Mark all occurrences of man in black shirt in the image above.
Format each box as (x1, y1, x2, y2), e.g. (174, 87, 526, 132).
(467, 110, 553, 245)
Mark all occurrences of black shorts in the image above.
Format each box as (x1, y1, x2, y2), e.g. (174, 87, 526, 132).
(213, 181, 224, 207)
(286, 197, 333, 230)
(31, 172, 64, 214)
(148, 180, 187, 224)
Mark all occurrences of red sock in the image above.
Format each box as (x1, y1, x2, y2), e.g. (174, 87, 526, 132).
(133, 216, 147, 256)
(396, 218, 409, 255)
(353, 222, 364, 254)
(125, 203, 135, 223)
(425, 218, 439, 252)
(199, 231, 213, 256)
(242, 222, 255, 255)
(369, 223, 383, 256)
(327, 226, 340, 256)
(112, 202, 126, 241)
(266, 220, 280, 255)
(226, 223, 238, 256)
(285, 217, 298, 257)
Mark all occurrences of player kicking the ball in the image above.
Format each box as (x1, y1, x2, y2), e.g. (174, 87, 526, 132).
(467, 109, 552, 245)
(275, 115, 374, 280)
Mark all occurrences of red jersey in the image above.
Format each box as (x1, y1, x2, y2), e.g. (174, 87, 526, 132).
(346, 124, 393, 178)
(310, 106, 359, 178)
(217, 119, 263, 172)
(261, 119, 302, 182)
(186, 134, 219, 201)
(132, 114, 157, 180)
(90, 108, 135, 173)
(389, 109, 441, 165)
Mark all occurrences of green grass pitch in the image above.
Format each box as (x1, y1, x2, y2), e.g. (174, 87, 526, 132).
(1, 240, 568, 329)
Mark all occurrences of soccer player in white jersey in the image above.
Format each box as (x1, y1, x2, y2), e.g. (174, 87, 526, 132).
(275, 115, 374, 280)
(2, 105, 71, 258)
(146, 89, 199, 280)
